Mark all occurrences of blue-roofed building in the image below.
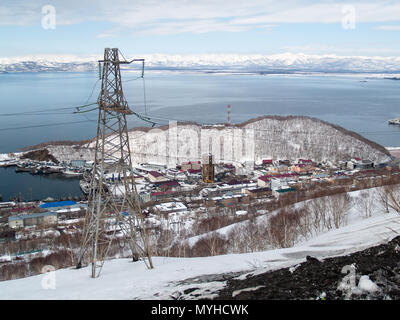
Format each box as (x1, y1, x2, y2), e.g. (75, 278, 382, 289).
(40, 200, 76, 209)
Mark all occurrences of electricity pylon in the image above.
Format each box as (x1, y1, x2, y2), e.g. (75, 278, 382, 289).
(76, 48, 153, 278)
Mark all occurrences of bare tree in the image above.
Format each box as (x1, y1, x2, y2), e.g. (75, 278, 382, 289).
(376, 186, 390, 214)
(355, 189, 376, 219)
(267, 208, 298, 248)
(297, 205, 313, 240)
(327, 193, 351, 229)
(309, 197, 328, 232)
(384, 184, 400, 213)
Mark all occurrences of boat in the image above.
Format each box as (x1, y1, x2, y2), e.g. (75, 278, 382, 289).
(15, 165, 34, 173)
(44, 165, 64, 173)
(30, 167, 44, 175)
(389, 118, 400, 125)
(0, 159, 19, 167)
(79, 180, 91, 194)
(63, 168, 83, 177)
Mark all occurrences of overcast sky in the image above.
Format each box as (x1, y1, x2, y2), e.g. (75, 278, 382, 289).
(1, 0, 400, 57)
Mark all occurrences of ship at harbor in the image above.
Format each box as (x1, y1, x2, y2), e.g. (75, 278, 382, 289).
(388, 117, 400, 125)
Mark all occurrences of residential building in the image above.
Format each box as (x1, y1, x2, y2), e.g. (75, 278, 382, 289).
(258, 176, 270, 188)
(151, 191, 173, 202)
(181, 161, 201, 171)
(262, 159, 273, 166)
(154, 202, 187, 214)
(273, 187, 296, 198)
(206, 194, 249, 207)
(270, 177, 290, 191)
(154, 180, 181, 192)
(290, 163, 315, 174)
(138, 192, 151, 203)
(8, 212, 58, 228)
(244, 187, 272, 198)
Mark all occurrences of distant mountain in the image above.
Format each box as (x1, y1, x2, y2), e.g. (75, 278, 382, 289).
(1, 53, 400, 74)
(0, 55, 98, 73)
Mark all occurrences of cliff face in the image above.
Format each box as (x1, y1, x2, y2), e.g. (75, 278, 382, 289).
(43, 116, 391, 165)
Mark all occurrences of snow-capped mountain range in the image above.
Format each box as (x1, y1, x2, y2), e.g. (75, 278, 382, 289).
(1, 53, 400, 73)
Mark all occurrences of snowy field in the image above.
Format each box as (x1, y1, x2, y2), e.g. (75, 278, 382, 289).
(1, 200, 400, 300)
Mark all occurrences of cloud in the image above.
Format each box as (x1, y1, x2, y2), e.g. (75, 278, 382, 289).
(374, 25, 400, 31)
(1, 0, 400, 36)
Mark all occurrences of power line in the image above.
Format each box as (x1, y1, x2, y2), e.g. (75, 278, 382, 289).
(0, 75, 101, 118)
(85, 79, 101, 104)
(1, 51, 397, 141)
(1, 102, 400, 138)
(0, 102, 97, 117)
(0, 119, 96, 132)
(142, 77, 148, 115)
(130, 111, 400, 137)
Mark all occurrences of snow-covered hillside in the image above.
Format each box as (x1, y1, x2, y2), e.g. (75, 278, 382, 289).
(1, 190, 399, 300)
(69, 116, 391, 165)
(1, 53, 400, 73)
(12, 116, 391, 166)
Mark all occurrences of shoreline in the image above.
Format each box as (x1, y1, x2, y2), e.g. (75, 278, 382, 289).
(2, 69, 400, 78)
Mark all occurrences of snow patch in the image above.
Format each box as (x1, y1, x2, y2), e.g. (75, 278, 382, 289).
(358, 275, 380, 293)
(232, 285, 265, 297)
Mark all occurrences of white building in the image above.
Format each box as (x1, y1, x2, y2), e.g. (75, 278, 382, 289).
(154, 202, 187, 214)
(8, 212, 58, 229)
(270, 178, 289, 191)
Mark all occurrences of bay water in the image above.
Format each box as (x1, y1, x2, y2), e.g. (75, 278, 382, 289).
(0, 71, 399, 200)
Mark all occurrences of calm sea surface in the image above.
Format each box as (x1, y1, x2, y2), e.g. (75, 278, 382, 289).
(0, 71, 399, 200)
(0, 167, 82, 202)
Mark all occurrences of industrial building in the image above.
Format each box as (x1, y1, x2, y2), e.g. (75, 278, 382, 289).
(8, 212, 58, 228)
(202, 153, 215, 183)
(148, 171, 169, 183)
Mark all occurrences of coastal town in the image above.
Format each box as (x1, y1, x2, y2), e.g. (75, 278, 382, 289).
(1, 150, 399, 245)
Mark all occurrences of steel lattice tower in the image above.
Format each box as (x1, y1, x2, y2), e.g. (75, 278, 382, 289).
(76, 48, 153, 278)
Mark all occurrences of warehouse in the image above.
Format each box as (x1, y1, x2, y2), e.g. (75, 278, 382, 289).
(8, 212, 58, 228)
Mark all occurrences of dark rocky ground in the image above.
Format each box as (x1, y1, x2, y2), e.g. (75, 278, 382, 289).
(174, 236, 400, 300)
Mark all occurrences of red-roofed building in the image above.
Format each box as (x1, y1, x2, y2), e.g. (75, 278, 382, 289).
(257, 176, 270, 188)
(224, 163, 235, 169)
(148, 171, 168, 183)
(187, 168, 202, 176)
(155, 180, 181, 191)
(262, 159, 273, 166)
(299, 159, 313, 164)
(291, 163, 315, 174)
(264, 173, 298, 179)
(181, 161, 202, 171)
